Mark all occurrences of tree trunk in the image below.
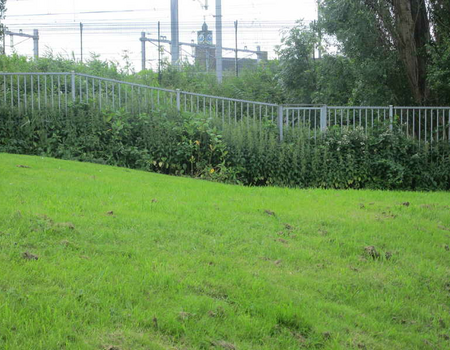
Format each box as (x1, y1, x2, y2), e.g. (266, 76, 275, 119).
(392, 0, 430, 104)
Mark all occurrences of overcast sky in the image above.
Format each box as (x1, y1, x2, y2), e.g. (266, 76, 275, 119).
(3, 0, 318, 70)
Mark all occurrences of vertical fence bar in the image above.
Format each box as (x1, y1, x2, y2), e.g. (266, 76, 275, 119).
(57, 75, 61, 111)
(79, 75, 82, 102)
(137, 86, 141, 114)
(443, 110, 446, 141)
(107, 82, 110, 110)
(85, 77, 89, 103)
(320, 105, 327, 132)
(118, 84, 121, 108)
(17, 75, 20, 113)
(419, 110, 422, 143)
(37, 75, 41, 110)
(64, 75, 68, 115)
(31, 75, 34, 112)
(389, 105, 394, 131)
(50, 74, 54, 108)
(99, 80, 102, 111)
(71, 71, 76, 102)
(209, 98, 212, 118)
(151, 89, 154, 110)
(406, 109, 409, 137)
(314, 109, 317, 139)
(176, 89, 181, 112)
(278, 105, 284, 141)
(112, 84, 115, 109)
(24, 75, 27, 112)
(448, 110, 450, 142)
(2, 75, 5, 106)
(438, 109, 440, 142)
(352, 109, 355, 129)
(431, 109, 434, 142)
(10, 75, 13, 109)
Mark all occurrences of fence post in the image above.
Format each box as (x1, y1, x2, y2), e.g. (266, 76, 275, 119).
(71, 71, 76, 102)
(176, 89, 181, 112)
(389, 105, 394, 130)
(320, 104, 327, 132)
(278, 105, 284, 141)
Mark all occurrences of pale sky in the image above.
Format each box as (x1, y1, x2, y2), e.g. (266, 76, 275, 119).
(3, 0, 318, 71)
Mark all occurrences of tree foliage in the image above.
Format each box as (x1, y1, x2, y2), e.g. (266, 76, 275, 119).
(275, 1, 450, 106)
(0, 0, 7, 54)
(0, 0, 5, 20)
(319, 0, 450, 105)
(0, 0, 6, 30)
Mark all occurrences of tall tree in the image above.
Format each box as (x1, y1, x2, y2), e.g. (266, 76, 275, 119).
(0, 0, 6, 54)
(366, 0, 430, 103)
(276, 22, 318, 104)
(428, 0, 450, 45)
(317, 0, 413, 104)
(321, 0, 438, 105)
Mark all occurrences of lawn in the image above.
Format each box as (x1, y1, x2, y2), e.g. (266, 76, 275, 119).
(0, 153, 449, 349)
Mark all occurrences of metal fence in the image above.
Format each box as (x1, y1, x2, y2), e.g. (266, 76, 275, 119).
(1, 71, 449, 143)
(283, 105, 450, 143)
(0, 72, 177, 115)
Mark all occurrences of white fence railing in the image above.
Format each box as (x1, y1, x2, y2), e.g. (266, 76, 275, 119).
(1, 72, 449, 143)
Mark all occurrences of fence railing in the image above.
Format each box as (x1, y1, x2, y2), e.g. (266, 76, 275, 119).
(1, 71, 449, 143)
(282, 105, 450, 143)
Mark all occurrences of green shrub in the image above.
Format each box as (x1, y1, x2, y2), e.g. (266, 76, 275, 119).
(1, 105, 449, 190)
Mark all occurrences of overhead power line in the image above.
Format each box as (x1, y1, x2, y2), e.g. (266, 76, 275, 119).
(6, 8, 168, 17)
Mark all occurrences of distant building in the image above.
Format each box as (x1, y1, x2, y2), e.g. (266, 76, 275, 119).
(195, 22, 216, 71)
(194, 22, 268, 72)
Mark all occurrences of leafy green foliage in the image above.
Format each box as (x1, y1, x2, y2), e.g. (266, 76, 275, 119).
(222, 121, 450, 190)
(428, 37, 450, 105)
(1, 105, 449, 190)
(0, 104, 228, 181)
(0, 0, 6, 54)
(0, 53, 125, 79)
(318, 0, 450, 105)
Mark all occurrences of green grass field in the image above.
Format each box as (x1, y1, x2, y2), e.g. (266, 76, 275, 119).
(0, 153, 449, 350)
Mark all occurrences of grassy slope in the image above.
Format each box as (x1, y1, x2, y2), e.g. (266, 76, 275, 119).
(0, 153, 449, 350)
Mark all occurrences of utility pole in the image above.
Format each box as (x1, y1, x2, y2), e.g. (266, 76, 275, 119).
(158, 21, 162, 83)
(140, 31, 146, 71)
(317, 0, 322, 59)
(215, 0, 223, 83)
(80, 22, 83, 63)
(313, 20, 316, 61)
(33, 29, 39, 59)
(6, 30, 39, 59)
(170, 0, 180, 66)
(234, 20, 238, 77)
